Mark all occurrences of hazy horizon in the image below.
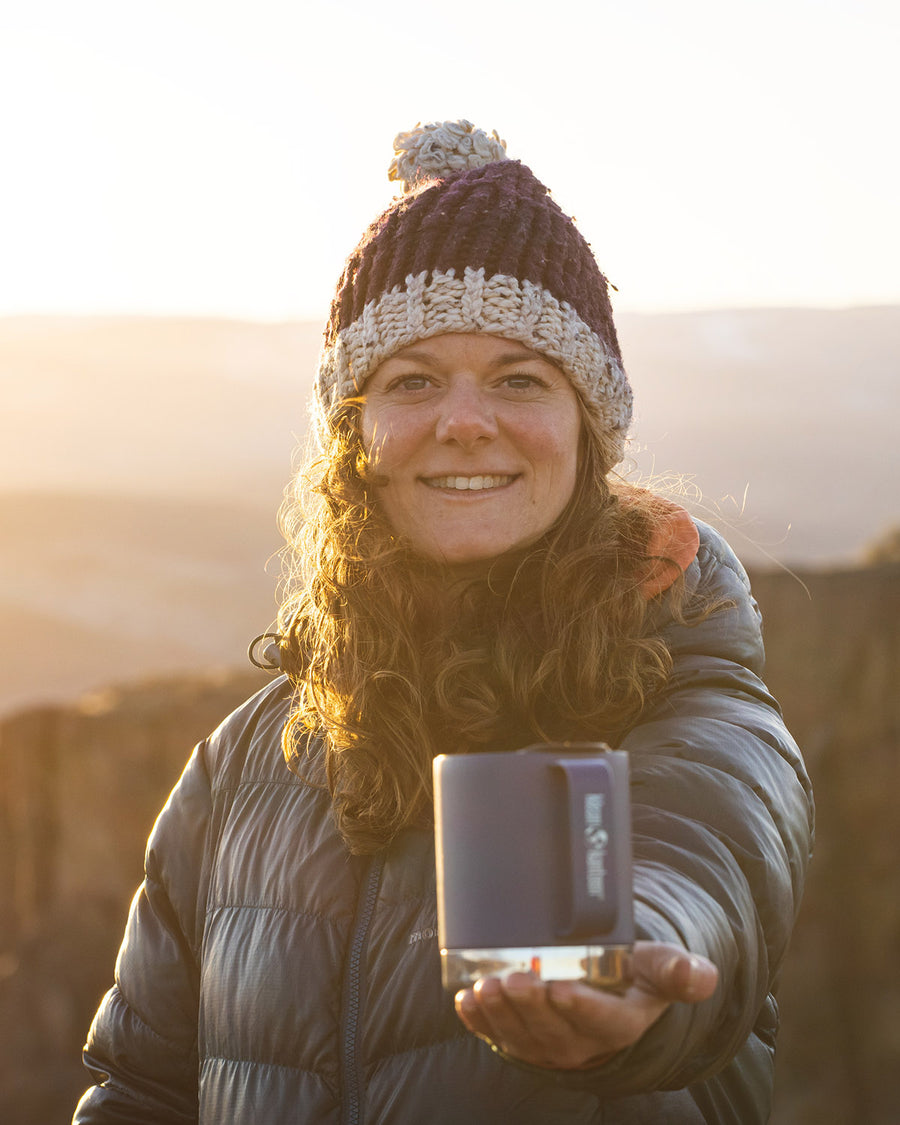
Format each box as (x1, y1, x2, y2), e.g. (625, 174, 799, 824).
(4, 306, 896, 557)
(3, 305, 897, 716)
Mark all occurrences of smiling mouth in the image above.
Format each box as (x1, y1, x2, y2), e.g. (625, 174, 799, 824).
(423, 474, 517, 492)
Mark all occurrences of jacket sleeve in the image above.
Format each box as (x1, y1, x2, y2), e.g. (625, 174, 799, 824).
(72, 742, 213, 1124)
(564, 523, 814, 1097)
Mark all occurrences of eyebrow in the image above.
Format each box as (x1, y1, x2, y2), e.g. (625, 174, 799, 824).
(391, 347, 544, 369)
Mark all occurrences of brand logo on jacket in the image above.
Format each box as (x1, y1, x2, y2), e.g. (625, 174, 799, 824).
(409, 927, 439, 945)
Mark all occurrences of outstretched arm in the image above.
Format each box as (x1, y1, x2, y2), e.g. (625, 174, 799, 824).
(455, 524, 814, 1096)
(455, 941, 718, 1068)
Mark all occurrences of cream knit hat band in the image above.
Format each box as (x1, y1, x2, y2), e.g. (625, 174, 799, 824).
(315, 120, 632, 461)
(316, 267, 631, 449)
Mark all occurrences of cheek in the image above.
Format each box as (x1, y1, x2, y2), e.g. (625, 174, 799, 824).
(550, 451, 579, 512)
(359, 403, 378, 456)
(360, 408, 398, 475)
(359, 405, 425, 471)
(535, 414, 582, 495)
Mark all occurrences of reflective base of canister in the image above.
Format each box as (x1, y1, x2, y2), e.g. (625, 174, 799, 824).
(441, 944, 632, 991)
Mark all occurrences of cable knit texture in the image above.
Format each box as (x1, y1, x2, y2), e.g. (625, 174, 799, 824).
(315, 121, 632, 460)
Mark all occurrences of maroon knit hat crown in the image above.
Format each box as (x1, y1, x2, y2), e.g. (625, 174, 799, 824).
(316, 120, 632, 459)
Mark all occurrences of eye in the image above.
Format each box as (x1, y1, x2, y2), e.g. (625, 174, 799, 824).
(501, 372, 548, 392)
(387, 373, 433, 393)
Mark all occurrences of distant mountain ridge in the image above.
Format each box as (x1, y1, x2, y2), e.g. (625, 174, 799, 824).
(3, 308, 896, 558)
(0, 491, 282, 716)
(2, 309, 898, 714)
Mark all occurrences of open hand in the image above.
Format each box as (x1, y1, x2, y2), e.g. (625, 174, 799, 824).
(454, 941, 718, 1069)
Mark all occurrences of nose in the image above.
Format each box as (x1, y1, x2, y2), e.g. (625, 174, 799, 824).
(434, 380, 498, 447)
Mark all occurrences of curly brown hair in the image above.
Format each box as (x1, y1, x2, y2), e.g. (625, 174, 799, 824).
(277, 395, 681, 855)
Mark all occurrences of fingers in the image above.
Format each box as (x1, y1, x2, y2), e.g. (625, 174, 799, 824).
(631, 943, 719, 1004)
(545, 976, 668, 1046)
(454, 943, 719, 1069)
(455, 971, 666, 1068)
(456, 973, 583, 1066)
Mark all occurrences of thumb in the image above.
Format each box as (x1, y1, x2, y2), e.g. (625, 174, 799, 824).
(635, 943, 719, 1004)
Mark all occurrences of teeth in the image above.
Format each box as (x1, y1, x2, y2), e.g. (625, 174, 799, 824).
(427, 475, 514, 491)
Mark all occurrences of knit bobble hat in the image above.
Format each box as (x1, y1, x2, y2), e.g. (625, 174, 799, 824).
(315, 119, 632, 461)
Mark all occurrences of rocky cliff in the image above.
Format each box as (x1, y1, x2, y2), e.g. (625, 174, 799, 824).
(749, 563, 900, 1124)
(1, 563, 898, 1123)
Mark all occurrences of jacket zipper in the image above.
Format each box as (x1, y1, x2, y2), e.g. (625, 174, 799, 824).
(340, 853, 385, 1125)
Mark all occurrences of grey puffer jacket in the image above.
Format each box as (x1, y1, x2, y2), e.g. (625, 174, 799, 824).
(74, 523, 814, 1124)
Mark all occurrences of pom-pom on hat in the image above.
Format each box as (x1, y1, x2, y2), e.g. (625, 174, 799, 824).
(316, 119, 632, 462)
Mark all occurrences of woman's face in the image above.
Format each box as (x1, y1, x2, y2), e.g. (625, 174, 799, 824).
(360, 333, 582, 568)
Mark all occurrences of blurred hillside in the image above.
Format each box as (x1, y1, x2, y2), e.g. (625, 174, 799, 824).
(1, 560, 898, 1123)
(0, 317, 321, 504)
(1, 308, 898, 716)
(0, 492, 282, 716)
(2, 311, 899, 1121)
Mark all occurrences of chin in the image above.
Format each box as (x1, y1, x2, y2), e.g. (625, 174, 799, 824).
(433, 539, 534, 572)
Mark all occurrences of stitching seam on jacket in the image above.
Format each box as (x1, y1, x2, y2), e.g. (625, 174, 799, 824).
(206, 901, 349, 928)
(201, 1054, 335, 1083)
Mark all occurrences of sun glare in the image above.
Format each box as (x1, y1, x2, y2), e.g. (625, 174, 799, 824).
(1, 0, 898, 318)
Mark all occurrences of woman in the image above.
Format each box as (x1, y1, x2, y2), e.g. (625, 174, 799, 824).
(74, 121, 813, 1123)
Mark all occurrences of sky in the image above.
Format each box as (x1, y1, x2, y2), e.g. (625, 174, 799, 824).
(2, 0, 898, 320)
